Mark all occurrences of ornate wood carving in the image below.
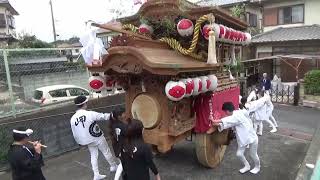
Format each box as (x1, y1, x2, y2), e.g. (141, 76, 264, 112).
(110, 58, 143, 74)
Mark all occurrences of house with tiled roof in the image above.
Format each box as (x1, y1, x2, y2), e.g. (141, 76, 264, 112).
(0, 0, 18, 46)
(248, 0, 320, 82)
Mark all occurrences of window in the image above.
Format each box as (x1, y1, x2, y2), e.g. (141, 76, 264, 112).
(263, 8, 278, 26)
(7, 15, 15, 28)
(75, 49, 79, 53)
(0, 14, 6, 28)
(68, 88, 89, 96)
(33, 90, 43, 100)
(247, 12, 257, 27)
(278, 5, 304, 24)
(49, 89, 68, 97)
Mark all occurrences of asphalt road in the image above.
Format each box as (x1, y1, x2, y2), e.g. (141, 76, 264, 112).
(0, 105, 319, 180)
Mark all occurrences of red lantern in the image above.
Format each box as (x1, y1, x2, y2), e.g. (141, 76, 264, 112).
(181, 78, 194, 97)
(244, 32, 252, 45)
(177, 19, 194, 37)
(139, 24, 153, 34)
(89, 74, 105, 92)
(219, 25, 226, 38)
(165, 81, 186, 101)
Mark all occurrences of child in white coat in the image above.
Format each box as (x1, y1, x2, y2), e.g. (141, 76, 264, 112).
(212, 102, 260, 174)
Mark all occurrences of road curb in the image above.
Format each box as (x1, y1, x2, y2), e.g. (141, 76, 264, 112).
(295, 127, 320, 180)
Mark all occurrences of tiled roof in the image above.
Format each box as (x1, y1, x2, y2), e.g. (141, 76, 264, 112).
(252, 25, 320, 43)
(195, 0, 248, 6)
(0, 0, 19, 15)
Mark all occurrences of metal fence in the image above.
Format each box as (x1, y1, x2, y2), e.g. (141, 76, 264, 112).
(0, 48, 120, 118)
(246, 82, 300, 105)
(0, 48, 125, 170)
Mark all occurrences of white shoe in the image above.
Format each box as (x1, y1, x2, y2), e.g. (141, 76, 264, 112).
(250, 167, 260, 174)
(270, 128, 277, 133)
(94, 174, 106, 180)
(110, 165, 117, 172)
(257, 132, 263, 136)
(239, 165, 251, 174)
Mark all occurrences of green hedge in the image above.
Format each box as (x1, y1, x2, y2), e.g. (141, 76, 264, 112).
(304, 70, 320, 95)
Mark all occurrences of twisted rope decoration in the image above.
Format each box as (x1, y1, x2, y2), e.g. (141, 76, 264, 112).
(121, 14, 214, 60)
(122, 24, 138, 33)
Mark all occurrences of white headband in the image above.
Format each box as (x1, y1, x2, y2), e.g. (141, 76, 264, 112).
(13, 129, 33, 136)
(75, 98, 88, 106)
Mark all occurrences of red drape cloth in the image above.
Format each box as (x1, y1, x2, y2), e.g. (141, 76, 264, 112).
(194, 87, 240, 133)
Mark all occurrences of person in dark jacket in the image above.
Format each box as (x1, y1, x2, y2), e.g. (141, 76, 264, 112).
(109, 107, 128, 180)
(120, 119, 161, 180)
(7, 127, 45, 180)
(261, 73, 271, 91)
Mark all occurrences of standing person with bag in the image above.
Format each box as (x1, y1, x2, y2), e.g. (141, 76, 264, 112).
(120, 119, 161, 180)
(70, 95, 119, 180)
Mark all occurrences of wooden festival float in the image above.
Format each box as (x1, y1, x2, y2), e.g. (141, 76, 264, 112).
(86, 0, 251, 168)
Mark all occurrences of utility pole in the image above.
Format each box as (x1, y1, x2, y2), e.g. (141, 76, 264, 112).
(49, 0, 57, 46)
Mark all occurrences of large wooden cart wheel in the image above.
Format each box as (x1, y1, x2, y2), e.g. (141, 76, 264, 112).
(131, 93, 161, 129)
(195, 133, 227, 168)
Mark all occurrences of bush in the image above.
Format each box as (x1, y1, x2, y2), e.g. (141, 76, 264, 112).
(304, 70, 320, 95)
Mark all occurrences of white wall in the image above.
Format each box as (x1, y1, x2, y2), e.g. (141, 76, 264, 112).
(263, 0, 320, 32)
(256, 45, 272, 58)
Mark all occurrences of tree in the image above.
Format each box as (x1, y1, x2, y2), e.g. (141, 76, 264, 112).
(15, 33, 53, 48)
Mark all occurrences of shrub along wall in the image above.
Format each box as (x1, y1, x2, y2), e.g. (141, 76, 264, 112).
(304, 70, 320, 95)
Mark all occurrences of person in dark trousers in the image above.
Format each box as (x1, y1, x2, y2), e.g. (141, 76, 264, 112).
(261, 73, 271, 91)
(7, 127, 46, 180)
(109, 107, 128, 180)
(120, 119, 161, 180)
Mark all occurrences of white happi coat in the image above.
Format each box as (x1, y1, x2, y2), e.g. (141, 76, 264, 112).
(247, 90, 257, 102)
(218, 110, 258, 147)
(70, 109, 111, 146)
(246, 96, 268, 121)
(264, 94, 274, 117)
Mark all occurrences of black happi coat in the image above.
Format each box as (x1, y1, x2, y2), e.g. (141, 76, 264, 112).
(120, 139, 158, 180)
(7, 144, 45, 180)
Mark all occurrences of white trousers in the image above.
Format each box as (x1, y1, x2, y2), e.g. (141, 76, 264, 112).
(114, 162, 123, 180)
(236, 138, 260, 169)
(87, 137, 118, 176)
(254, 119, 276, 135)
(270, 115, 278, 127)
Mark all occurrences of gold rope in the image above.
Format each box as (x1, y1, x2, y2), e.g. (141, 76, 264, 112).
(122, 24, 138, 33)
(121, 14, 214, 61)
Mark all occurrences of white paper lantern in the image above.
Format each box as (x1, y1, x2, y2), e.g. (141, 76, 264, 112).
(139, 24, 154, 34)
(200, 76, 209, 93)
(89, 74, 105, 92)
(244, 32, 252, 45)
(192, 77, 202, 96)
(177, 19, 194, 37)
(165, 81, 186, 101)
(181, 78, 194, 97)
(105, 78, 114, 91)
(212, 23, 220, 39)
(202, 24, 212, 40)
(114, 81, 123, 90)
(207, 74, 218, 91)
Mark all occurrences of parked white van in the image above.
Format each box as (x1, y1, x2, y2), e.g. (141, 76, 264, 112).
(32, 85, 99, 105)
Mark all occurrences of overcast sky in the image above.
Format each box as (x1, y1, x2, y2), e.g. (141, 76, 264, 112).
(10, 0, 201, 42)
(10, 0, 143, 42)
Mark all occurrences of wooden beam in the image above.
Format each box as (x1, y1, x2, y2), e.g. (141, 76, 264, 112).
(92, 22, 152, 40)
